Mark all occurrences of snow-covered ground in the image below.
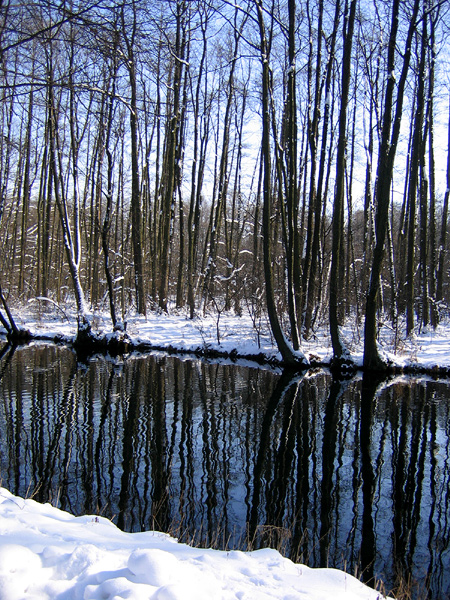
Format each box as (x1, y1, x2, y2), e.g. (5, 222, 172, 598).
(9, 299, 450, 370)
(1, 302, 449, 599)
(0, 487, 389, 600)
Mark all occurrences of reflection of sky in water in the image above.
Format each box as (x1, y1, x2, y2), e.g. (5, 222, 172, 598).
(0, 343, 449, 599)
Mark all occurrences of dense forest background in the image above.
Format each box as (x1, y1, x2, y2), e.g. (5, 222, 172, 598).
(0, 0, 449, 368)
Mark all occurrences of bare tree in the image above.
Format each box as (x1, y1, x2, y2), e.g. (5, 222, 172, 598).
(254, 0, 307, 367)
(157, 0, 188, 312)
(364, 0, 421, 370)
(121, 0, 146, 315)
(329, 0, 357, 366)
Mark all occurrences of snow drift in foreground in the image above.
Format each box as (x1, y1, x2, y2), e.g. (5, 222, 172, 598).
(0, 488, 388, 600)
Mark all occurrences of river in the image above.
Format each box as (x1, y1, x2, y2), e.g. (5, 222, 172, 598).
(0, 342, 449, 598)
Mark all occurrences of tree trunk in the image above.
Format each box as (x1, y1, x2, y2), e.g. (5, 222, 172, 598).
(48, 69, 89, 335)
(101, 33, 120, 330)
(176, 29, 191, 309)
(436, 93, 450, 303)
(406, 2, 427, 335)
(364, 0, 420, 370)
(329, 0, 357, 365)
(187, 10, 209, 318)
(122, 1, 146, 315)
(284, 0, 301, 349)
(427, 5, 438, 327)
(304, 0, 340, 337)
(158, 1, 187, 312)
(202, 7, 245, 304)
(18, 73, 34, 297)
(255, 0, 307, 368)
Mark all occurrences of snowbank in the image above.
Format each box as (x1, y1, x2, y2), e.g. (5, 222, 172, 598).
(0, 488, 389, 599)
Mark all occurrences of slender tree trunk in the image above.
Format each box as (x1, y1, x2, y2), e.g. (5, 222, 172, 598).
(202, 7, 245, 303)
(387, 201, 398, 336)
(158, 1, 187, 312)
(48, 72, 89, 333)
(419, 154, 429, 329)
(101, 35, 120, 330)
(361, 84, 375, 307)
(255, 0, 307, 368)
(176, 29, 191, 309)
(329, 0, 357, 365)
(406, 4, 427, 336)
(436, 93, 450, 302)
(427, 7, 438, 327)
(122, 1, 146, 315)
(151, 37, 162, 303)
(395, 103, 414, 313)
(364, 0, 420, 370)
(37, 122, 53, 299)
(188, 10, 209, 318)
(18, 73, 34, 297)
(301, 0, 323, 328)
(284, 0, 301, 349)
(304, 0, 340, 336)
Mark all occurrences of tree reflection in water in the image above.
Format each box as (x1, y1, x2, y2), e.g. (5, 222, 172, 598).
(0, 343, 449, 598)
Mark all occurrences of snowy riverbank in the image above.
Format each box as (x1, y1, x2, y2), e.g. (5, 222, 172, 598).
(3, 301, 450, 371)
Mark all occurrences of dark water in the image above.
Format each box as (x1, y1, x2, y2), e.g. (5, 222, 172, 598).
(0, 343, 449, 598)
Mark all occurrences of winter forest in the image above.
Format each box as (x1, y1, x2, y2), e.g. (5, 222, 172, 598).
(0, 0, 449, 370)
